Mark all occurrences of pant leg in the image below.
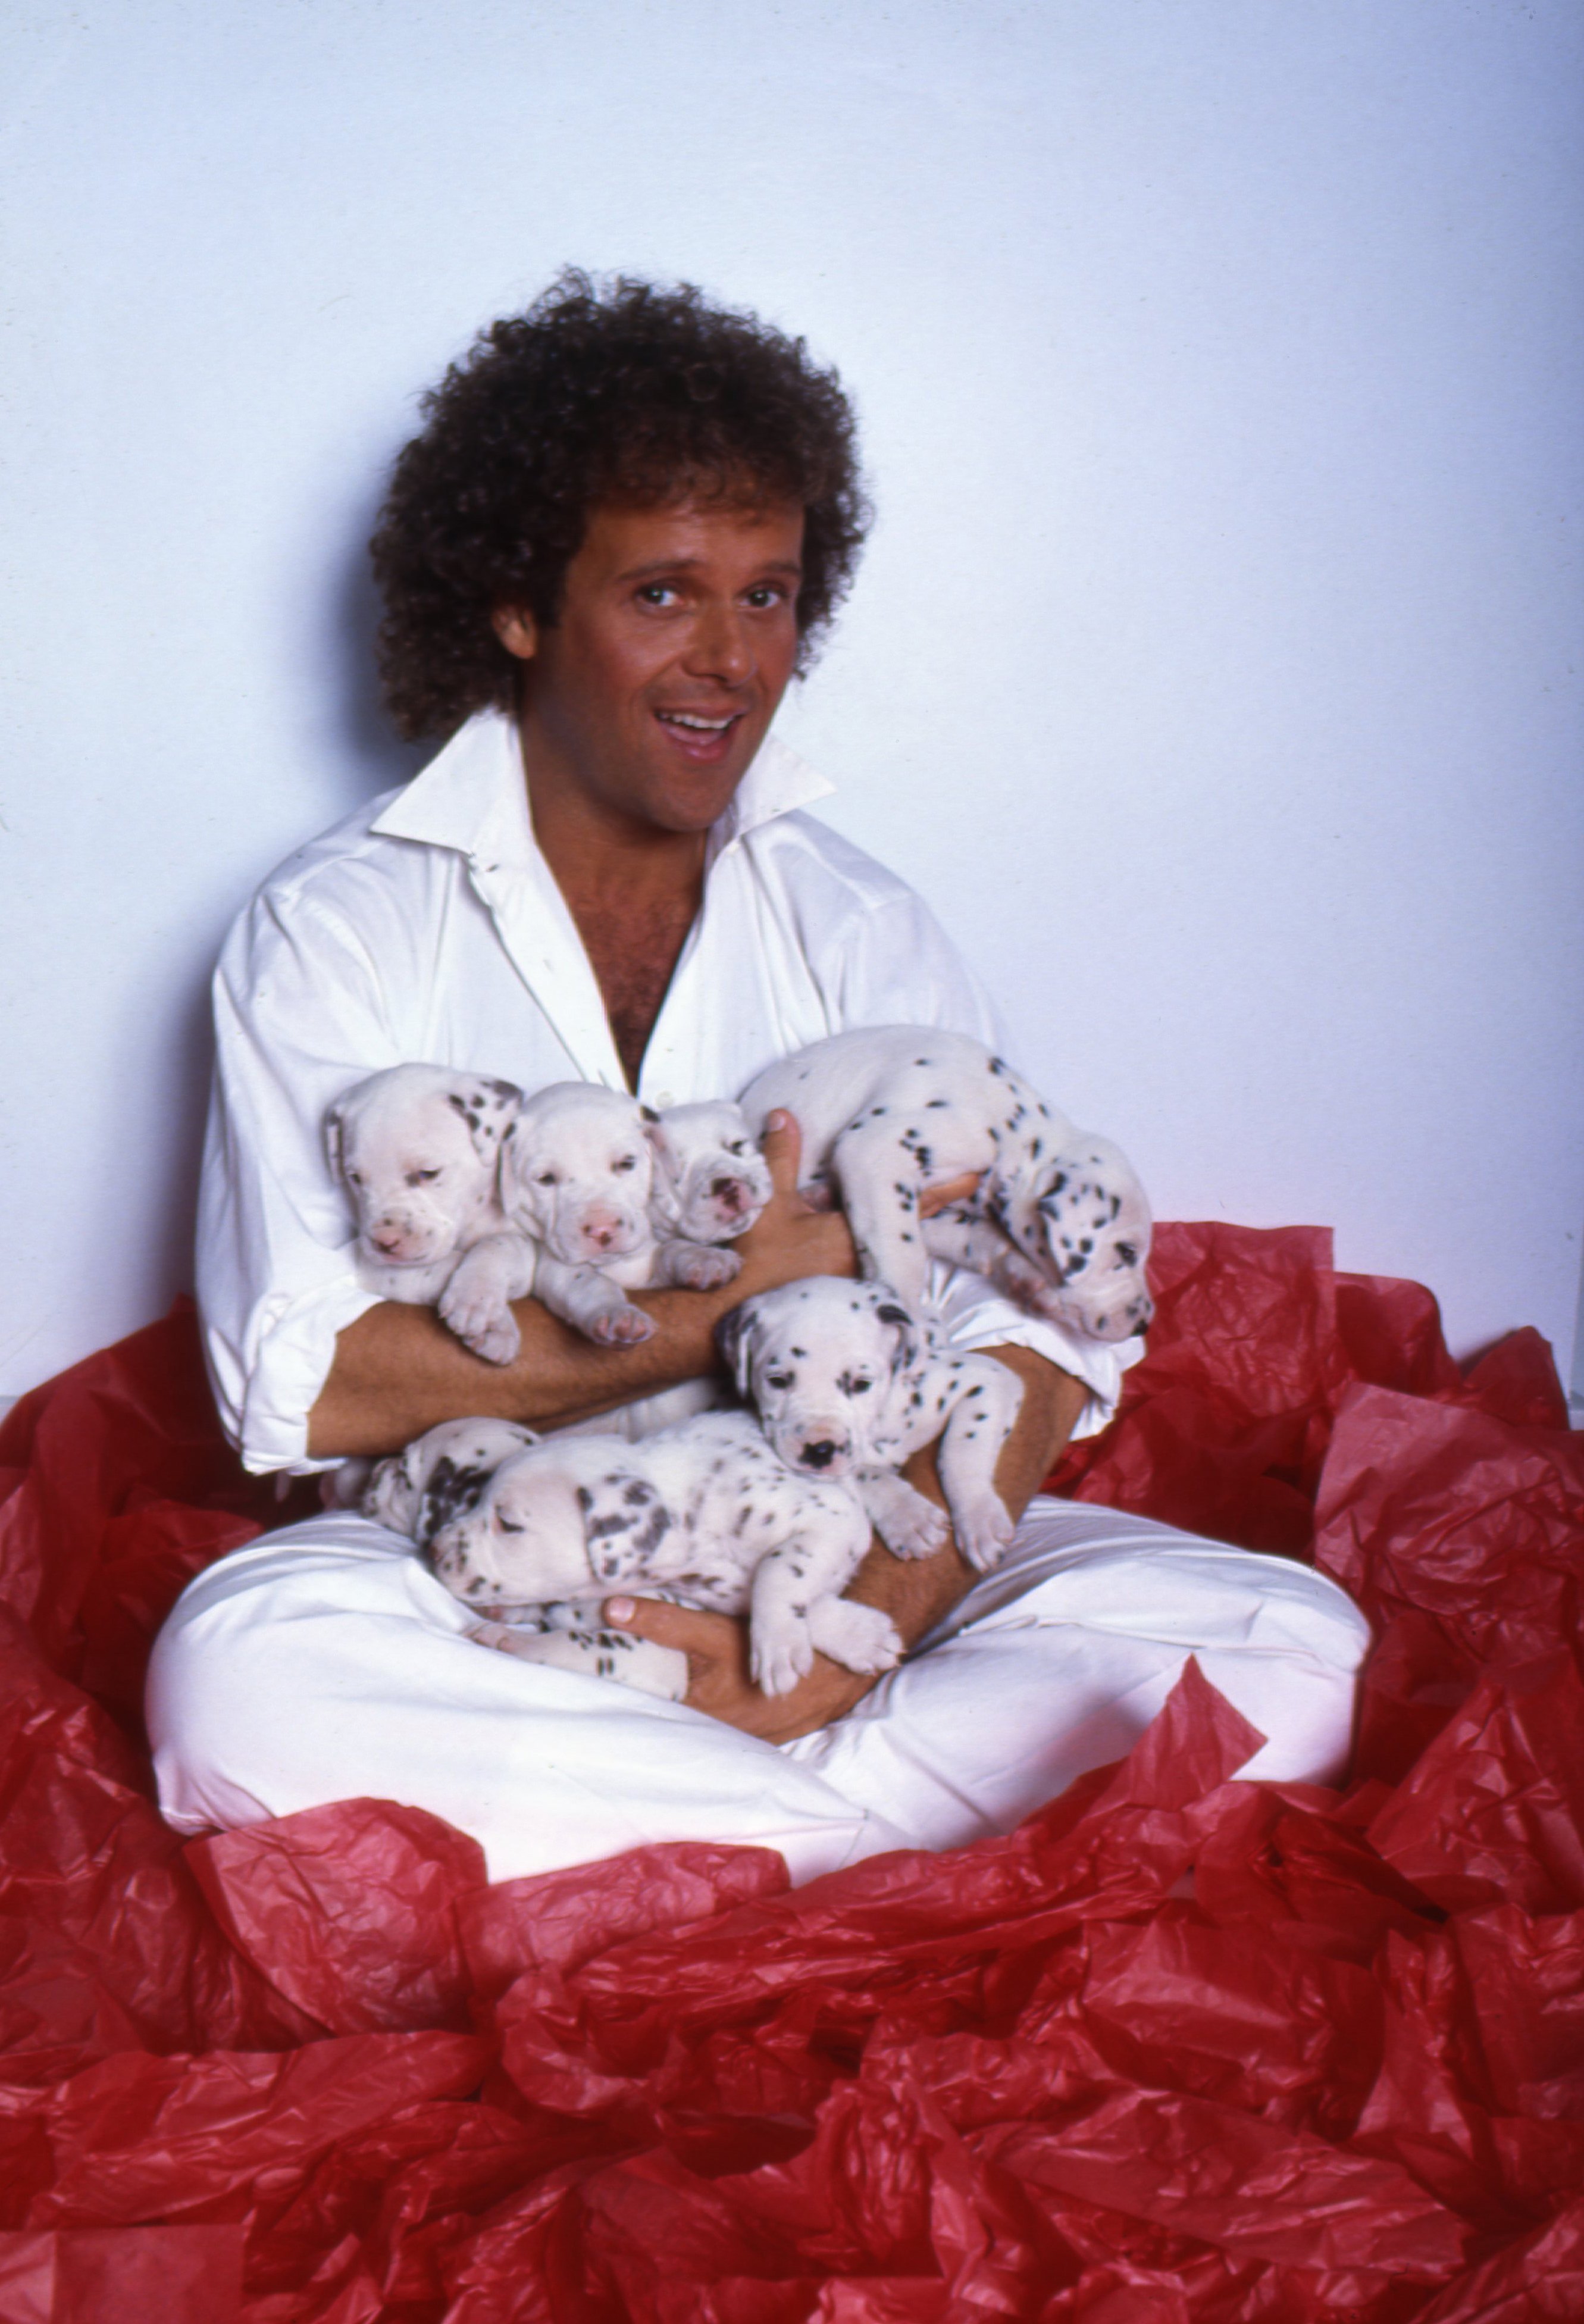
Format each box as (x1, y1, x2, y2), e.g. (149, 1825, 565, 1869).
(148, 1499, 1370, 1885)
(146, 1512, 915, 1886)
(781, 1497, 1372, 1853)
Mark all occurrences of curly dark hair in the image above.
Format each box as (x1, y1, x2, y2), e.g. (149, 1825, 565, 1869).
(369, 271, 872, 740)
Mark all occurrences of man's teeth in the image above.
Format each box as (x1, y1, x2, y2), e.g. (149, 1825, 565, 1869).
(660, 711, 733, 731)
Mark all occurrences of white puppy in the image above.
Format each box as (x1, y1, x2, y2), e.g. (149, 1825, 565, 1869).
(741, 1028, 1153, 1344)
(428, 1410, 903, 1698)
(718, 1278, 1026, 1572)
(327, 1064, 537, 1363)
(362, 1413, 689, 1701)
(498, 1084, 748, 1346)
(646, 1102, 774, 1247)
(361, 1414, 540, 1539)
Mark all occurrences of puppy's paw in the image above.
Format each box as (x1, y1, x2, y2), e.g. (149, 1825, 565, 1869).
(750, 1616, 815, 1699)
(587, 1301, 656, 1346)
(671, 1243, 741, 1291)
(438, 1281, 522, 1366)
(950, 1492, 1016, 1573)
(809, 1597, 903, 1676)
(857, 1469, 950, 1560)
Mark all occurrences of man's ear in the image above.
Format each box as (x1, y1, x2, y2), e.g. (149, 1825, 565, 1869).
(492, 605, 539, 661)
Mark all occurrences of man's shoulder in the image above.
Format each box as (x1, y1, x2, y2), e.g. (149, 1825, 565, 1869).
(741, 805, 933, 916)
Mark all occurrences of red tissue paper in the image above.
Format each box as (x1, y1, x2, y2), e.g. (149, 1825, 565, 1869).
(0, 1227, 1579, 2320)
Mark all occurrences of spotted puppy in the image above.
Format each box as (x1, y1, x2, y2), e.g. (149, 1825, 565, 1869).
(498, 1084, 762, 1347)
(741, 1027, 1153, 1343)
(646, 1100, 774, 1249)
(718, 1277, 1026, 1571)
(362, 1415, 688, 1702)
(427, 1409, 903, 1699)
(327, 1064, 536, 1363)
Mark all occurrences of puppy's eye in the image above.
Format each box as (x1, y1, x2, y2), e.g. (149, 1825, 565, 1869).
(613, 1154, 639, 1174)
(850, 1378, 872, 1395)
(727, 1140, 748, 1155)
(536, 1171, 559, 1186)
(406, 1168, 442, 1187)
(496, 1515, 525, 1534)
(764, 1370, 793, 1391)
(346, 1170, 365, 1188)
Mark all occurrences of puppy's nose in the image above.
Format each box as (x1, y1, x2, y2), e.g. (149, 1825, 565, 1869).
(371, 1228, 406, 1255)
(712, 1177, 746, 1214)
(798, 1439, 840, 1471)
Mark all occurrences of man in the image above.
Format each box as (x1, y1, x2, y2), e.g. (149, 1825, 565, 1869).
(149, 276, 1367, 1879)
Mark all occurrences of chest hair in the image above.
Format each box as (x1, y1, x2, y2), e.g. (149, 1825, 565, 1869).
(573, 883, 700, 1088)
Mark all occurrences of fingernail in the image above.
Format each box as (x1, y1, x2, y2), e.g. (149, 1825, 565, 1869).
(767, 1109, 789, 1131)
(606, 1597, 636, 1624)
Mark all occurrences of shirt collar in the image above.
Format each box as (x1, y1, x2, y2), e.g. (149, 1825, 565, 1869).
(370, 705, 834, 869)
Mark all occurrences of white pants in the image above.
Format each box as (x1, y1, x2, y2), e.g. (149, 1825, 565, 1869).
(146, 1499, 1371, 1887)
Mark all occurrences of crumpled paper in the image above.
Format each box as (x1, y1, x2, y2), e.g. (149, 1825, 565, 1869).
(0, 1230, 1578, 2321)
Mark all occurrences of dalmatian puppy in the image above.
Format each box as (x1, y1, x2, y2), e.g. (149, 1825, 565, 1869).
(427, 1410, 903, 1699)
(498, 1083, 750, 1347)
(361, 1413, 540, 1539)
(741, 1028, 1153, 1344)
(362, 1414, 689, 1701)
(646, 1101, 774, 1249)
(717, 1278, 1026, 1572)
(327, 1064, 536, 1364)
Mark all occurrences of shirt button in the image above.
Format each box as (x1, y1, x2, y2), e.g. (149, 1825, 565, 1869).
(650, 1090, 675, 1111)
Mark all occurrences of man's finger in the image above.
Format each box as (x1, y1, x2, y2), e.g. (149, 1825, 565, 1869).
(757, 1107, 804, 1199)
(603, 1594, 741, 1660)
(918, 1169, 985, 1219)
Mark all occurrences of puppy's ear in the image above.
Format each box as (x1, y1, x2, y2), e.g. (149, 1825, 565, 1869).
(450, 1078, 522, 1163)
(324, 1102, 348, 1182)
(714, 1301, 759, 1398)
(639, 1103, 661, 1125)
(872, 1292, 924, 1377)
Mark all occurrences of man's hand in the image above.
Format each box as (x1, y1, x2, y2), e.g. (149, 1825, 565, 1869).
(727, 1111, 858, 1294)
(600, 1596, 876, 1741)
(607, 1344, 1088, 1741)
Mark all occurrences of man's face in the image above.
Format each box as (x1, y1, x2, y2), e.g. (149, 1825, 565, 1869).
(494, 496, 805, 840)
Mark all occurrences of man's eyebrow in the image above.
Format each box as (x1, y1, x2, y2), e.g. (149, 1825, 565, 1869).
(613, 555, 805, 583)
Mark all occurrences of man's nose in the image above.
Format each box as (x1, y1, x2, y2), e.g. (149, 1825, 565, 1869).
(684, 606, 753, 685)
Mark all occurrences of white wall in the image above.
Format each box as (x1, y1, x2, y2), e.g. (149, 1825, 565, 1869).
(2, 0, 1580, 1394)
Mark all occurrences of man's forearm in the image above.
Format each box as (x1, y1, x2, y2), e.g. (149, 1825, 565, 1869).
(308, 1280, 749, 1459)
(840, 1344, 1088, 1646)
(307, 1124, 858, 1459)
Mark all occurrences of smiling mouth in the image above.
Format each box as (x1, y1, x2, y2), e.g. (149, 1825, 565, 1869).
(646, 702, 738, 758)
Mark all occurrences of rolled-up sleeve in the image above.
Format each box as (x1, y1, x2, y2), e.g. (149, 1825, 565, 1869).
(196, 889, 397, 1474)
(922, 1261, 1140, 1440)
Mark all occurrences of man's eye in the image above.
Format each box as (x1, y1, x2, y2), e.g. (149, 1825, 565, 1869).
(613, 1155, 639, 1174)
(744, 585, 787, 609)
(637, 584, 680, 607)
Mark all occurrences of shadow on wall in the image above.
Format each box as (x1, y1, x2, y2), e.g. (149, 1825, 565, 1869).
(138, 496, 432, 1330)
(330, 482, 433, 809)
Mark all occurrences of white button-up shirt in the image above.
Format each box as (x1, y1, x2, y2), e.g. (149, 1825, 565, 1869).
(198, 709, 1138, 1471)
